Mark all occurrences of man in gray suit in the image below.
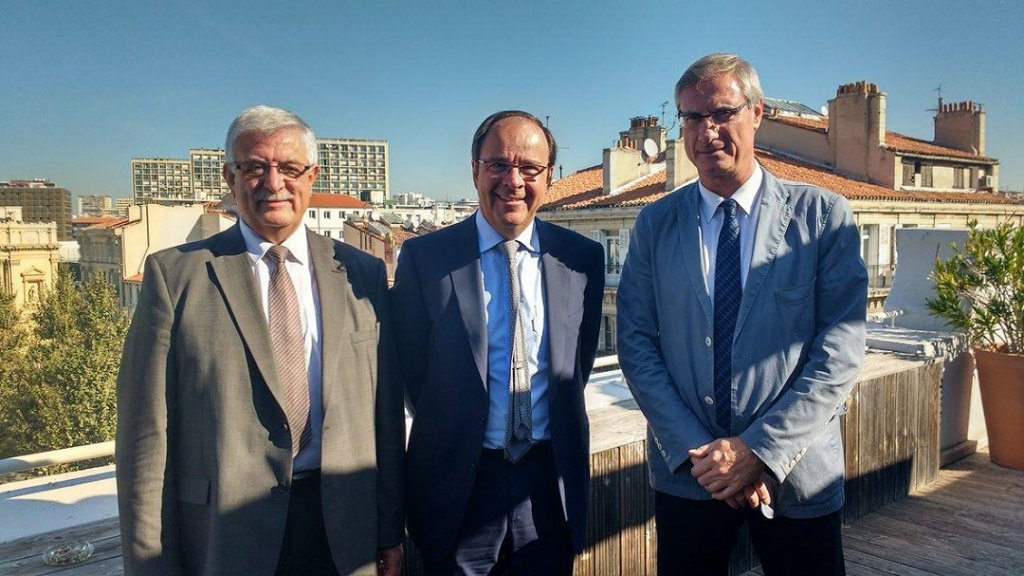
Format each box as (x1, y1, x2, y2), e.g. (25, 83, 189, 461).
(116, 106, 404, 575)
(617, 54, 867, 575)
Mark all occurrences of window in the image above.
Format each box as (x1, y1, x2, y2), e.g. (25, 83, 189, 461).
(954, 167, 965, 189)
(902, 161, 916, 186)
(921, 165, 933, 188)
(603, 229, 628, 274)
(308, 210, 316, 218)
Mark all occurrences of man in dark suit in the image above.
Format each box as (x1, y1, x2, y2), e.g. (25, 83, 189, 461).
(617, 54, 867, 575)
(116, 105, 404, 576)
(391, 110, 604, 575)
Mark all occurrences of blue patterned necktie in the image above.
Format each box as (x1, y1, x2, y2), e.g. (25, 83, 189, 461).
(714, 199, 741, 430)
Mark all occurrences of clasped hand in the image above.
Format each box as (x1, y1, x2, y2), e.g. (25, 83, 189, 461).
(689, 437, 771, 510)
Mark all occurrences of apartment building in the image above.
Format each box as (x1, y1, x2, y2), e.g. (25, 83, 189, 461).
(132, 137, 390, 205)
(0, 179, 73, 241)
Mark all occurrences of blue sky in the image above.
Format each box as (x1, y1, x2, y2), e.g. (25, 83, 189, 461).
(2, 1, 1022, 202)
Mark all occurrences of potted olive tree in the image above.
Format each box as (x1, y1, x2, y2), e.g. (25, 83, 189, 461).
(926, 220, 1024, 470)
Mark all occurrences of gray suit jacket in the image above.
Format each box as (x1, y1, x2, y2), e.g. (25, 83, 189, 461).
(391, 216, 604, 562)
(115, 225, 404, 575)
(617, 168, 867, 518)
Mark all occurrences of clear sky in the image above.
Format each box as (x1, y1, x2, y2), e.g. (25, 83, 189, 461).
(2, 1, 1022, 202)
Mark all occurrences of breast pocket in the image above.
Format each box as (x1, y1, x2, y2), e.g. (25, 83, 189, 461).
(774, 279, 815, 339)
(349, 325, 380, 390)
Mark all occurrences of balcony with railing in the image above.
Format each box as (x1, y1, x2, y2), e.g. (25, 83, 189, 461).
(3, 352, 1022, 575)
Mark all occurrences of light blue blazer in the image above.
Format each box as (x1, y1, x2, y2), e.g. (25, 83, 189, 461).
(617, 167, 867, 518)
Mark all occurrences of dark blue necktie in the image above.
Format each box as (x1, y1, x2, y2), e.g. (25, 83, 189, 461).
(714, 199, 741, 430)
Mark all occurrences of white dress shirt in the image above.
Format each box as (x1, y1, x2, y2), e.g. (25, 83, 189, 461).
(698, 165, 765, 304)
(238, 220, 324, 472)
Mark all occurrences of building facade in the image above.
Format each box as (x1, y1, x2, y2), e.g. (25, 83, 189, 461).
(0, 207, 60, 311)
(189, 148, 229, 202)
(132, 137, 390, 205)
(314, 138, 390, 201)
(0, 180, 74, 241)
(77, 204, 235, 311)
(77, 194, 114, 217)
(130, 158, 192, 205)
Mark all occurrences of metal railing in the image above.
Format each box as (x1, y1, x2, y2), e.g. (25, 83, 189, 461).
(867, 264, 896, 289)
(0, 441, 115, 475)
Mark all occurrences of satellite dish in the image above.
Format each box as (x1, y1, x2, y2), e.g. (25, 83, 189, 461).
(819, 105, 829, 117)
(642, 138, 659, 162)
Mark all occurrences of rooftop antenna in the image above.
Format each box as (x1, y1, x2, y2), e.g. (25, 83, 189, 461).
(660, 101, 669, 127)
(928, 84, 943, 112)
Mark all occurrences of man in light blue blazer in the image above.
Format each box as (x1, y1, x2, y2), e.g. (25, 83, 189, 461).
(617, 54, 867, 575)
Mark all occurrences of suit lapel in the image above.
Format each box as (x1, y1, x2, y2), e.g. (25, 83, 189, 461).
(449, 218, 488, 389)
(307, 230, 351, 410)
(208, 226, 285, 409)
(538, 223, 576, 382)
(736, 170, 792, 336)
(676, 183, 713, 325)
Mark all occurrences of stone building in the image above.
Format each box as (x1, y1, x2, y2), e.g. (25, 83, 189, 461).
(0, 207, 59, 311)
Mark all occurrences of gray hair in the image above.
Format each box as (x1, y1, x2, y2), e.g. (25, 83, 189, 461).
(675, 53, 764, 106)
(471, 110, 557, 167)
(224, 105, 319, 164)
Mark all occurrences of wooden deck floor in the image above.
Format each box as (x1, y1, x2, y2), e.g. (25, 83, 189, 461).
(745, 448, 1024, 576)
(2, 450, 1021, 576)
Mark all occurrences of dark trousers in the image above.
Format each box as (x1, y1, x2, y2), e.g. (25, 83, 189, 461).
(275, 470, 340, 576)
(424, 442, 574, 576)
(655, 490, 845, 576)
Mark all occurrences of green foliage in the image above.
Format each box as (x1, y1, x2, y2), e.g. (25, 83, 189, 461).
(0, 266, 128, 460)
(926, 221, 1024, 354)
(0, 292, 31, 457)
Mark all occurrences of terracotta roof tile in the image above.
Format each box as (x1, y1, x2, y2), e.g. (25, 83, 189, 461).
(309, 193, 371, 209)
(73, 216, 121, 226)
(84, 218, 129, 230)
(543, 149, 1016, 211)
(766, 116, 995, 161)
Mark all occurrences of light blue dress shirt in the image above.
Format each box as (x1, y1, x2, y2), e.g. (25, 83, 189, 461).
(475, 212, 551, 449)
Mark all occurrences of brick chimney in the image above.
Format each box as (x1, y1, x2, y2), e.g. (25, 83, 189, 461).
(602, 116, 668, 195)
(827, 81, 886, 181)
(602, 146, 643, 195)
(934, 100, 985, 156)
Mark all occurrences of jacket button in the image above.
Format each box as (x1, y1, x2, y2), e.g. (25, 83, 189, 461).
(704, 396, 714, 405)
(282, 423, 290, 431)
(705, 337, 713, 347)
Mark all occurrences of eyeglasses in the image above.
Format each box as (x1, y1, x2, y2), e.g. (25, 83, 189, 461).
(231, 161, 314, 180)
(677, 102, 749, 130)
(477, 159, 550, 181)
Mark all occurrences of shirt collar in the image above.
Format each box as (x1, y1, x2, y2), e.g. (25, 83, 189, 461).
(238, 219, 310, 266)
(698, 163, 764, 222)
(475, 211, 540, 255)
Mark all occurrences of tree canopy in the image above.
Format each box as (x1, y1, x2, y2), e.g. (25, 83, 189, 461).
(0, 266, 128, 460)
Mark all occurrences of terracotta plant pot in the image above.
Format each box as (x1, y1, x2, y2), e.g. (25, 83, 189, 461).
(973, 348, 1024, 470)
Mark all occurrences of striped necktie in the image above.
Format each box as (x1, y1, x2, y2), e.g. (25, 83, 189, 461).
(265, 245, 311, 457)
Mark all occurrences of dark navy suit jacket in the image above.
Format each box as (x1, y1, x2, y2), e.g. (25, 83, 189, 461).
(391, 215, 603, 562)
